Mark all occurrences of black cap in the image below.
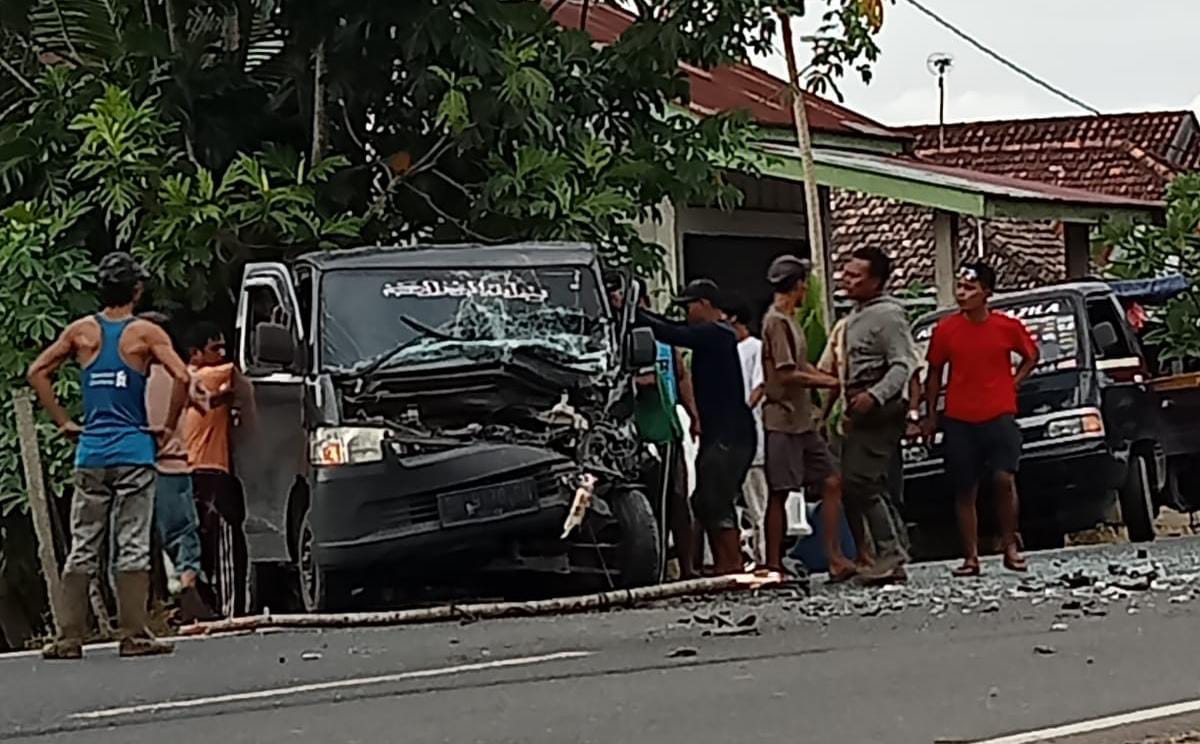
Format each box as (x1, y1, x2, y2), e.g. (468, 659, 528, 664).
(97, 251, 150, 285)
(766, 254, 811, 285)
(672, 278, 721, 307)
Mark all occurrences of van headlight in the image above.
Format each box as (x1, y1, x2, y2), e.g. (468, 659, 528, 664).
(311, 427, 389, 466)
(1045, 410, 1104, 440)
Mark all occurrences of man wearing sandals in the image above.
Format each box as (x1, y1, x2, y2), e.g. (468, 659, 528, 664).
(922, 263, 1040, 576)
(839, 247, 918, 585)
(759, 256, 845, 578)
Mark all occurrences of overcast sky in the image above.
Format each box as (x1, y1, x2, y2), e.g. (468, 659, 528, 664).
(751, 0, 1200, 126)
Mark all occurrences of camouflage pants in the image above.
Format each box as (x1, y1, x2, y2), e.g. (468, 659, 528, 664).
(66, 466, 157, 575)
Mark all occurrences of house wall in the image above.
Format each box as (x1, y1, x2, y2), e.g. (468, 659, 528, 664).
(633, 173, 812, 308)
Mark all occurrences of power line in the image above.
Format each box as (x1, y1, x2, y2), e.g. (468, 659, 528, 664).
(902, 0, 1102, 116)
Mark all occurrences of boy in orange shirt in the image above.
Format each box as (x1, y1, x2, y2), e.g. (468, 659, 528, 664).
(184, 322, 253, 617)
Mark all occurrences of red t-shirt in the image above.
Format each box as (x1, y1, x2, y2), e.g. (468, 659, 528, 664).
(927, 311, 1038, 424)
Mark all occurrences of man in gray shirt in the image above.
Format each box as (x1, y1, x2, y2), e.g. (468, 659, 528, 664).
(840, 246, 918, 584)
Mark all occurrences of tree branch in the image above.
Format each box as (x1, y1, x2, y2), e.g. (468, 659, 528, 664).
(399, 180, 500, 244)
(0, 57, 37, 95)
(310, 40, 327, 162)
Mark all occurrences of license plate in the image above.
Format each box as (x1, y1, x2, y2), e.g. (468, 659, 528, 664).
(438, 479, 539, 527)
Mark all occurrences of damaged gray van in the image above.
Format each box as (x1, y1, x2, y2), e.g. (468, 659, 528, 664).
(232, 243, 662, 611)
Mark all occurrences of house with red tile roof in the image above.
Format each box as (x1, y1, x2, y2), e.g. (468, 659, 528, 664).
(548, 1, 1165, 311)
(832, 112, 1200, 290)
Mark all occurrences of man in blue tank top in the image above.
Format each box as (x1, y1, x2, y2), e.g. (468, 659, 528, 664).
(28, 252, 193, 659)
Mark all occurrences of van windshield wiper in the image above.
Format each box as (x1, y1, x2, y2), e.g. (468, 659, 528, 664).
(343, 315, 457, 379)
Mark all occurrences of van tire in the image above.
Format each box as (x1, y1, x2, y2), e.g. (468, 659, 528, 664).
(613, 489, 662, 588)
(296, 507, 354, 612)
(1121, 454, 1157, 543)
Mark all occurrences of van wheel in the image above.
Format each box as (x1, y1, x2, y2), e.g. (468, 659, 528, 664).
(296, 508, 353, 612)
(1120, 454, 1157, 543)
(613, 489, 662, 588)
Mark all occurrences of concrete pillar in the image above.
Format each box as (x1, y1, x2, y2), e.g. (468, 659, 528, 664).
(634, 199, 678, 308)
(1064, 222, 1091, 279)
(933, 210, 960, 308)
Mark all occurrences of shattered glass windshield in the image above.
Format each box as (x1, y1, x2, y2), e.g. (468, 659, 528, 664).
(320, 266, 610, 375)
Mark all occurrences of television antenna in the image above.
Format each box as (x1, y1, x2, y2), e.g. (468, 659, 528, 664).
(926, 53, 955, 150)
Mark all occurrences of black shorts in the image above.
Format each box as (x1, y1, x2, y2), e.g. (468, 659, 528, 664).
(693, 440, 754, 532)
(943, 415, 1022, 494)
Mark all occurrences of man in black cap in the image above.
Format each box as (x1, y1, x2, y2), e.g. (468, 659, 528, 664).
(28, 252, 193, 659)
(760, 256, 848, 578)
(635, 279, 756, 575)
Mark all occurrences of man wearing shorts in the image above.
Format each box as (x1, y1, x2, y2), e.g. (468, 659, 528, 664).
(28, 252, 191, 659)
(760, 256, 844, 578)
(726, 298, 767, 568)
(923, 263, 1039, 576)
(637, 279, 756, 575)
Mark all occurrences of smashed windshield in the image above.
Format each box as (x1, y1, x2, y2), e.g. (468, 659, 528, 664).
(321, 266, 610, 374)
(913, 297, 1082, 379)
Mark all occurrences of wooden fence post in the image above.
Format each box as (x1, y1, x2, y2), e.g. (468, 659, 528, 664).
(12, 390, 62, 631)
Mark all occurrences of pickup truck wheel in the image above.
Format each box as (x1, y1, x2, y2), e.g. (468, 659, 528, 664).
(613, 489, 662, 588)
(297, 508, 353, 612)
(1120, 454, 1157, 543)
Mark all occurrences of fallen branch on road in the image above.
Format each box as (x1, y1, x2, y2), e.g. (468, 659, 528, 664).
(181, 574, 782, 635)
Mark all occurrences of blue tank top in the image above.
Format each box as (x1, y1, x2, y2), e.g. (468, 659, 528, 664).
(75, 316, 155, 468)
(655, 342, 679, 408)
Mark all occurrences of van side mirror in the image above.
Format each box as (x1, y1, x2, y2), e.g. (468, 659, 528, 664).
(627, 327, 657, 369)
(256, 322, 296, 367)
(1093, 321, 1120, 354)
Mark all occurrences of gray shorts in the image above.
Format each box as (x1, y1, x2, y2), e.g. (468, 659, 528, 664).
(765, 430, 836, 497)
(65, 466, 157, 575)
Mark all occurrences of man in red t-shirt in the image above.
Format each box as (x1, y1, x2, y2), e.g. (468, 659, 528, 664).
(922, 263, 1040, 577)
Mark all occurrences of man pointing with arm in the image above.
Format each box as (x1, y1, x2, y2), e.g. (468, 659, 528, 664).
(636, 279, 756, 576)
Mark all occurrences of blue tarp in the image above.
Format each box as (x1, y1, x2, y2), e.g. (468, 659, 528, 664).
(1107, 275, 1191, 304)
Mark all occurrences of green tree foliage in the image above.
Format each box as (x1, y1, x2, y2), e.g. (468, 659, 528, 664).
(1102, 174, 1200, 364)
(0, 0, 889, 633)
(0, 0, 888, 512)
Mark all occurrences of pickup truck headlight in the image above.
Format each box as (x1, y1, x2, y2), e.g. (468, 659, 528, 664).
(311, 427, 389, 466)
(1045, 410, 1104, 440)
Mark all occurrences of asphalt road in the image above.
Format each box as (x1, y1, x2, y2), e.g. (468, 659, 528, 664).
(7, 538, 1200, 744)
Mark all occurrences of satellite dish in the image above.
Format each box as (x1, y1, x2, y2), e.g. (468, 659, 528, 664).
(927, 52, 955, 77)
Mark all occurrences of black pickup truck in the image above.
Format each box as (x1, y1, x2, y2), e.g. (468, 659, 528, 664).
(903, 278, 1200, 547)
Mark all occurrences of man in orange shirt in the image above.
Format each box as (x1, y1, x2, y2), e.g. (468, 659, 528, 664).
(184, 322, 253, 617)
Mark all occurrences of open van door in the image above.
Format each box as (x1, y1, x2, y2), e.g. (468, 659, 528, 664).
(231, 262, 309, 608)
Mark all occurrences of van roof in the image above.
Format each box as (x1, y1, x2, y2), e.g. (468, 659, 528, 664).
(297, 242, 598, 271)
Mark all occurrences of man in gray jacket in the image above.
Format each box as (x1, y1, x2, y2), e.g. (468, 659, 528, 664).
(839, 246, 918, 584)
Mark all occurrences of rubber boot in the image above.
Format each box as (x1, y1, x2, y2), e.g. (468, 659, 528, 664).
(116, 571, 174, 658)
(41, 571, 91, 660)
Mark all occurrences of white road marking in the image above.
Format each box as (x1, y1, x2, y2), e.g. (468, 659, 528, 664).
(70, 650, 593, 720)
(974, 698, 1200, 744)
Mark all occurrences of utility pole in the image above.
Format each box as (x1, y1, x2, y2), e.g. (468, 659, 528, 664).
(778, 11, 833, 329)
